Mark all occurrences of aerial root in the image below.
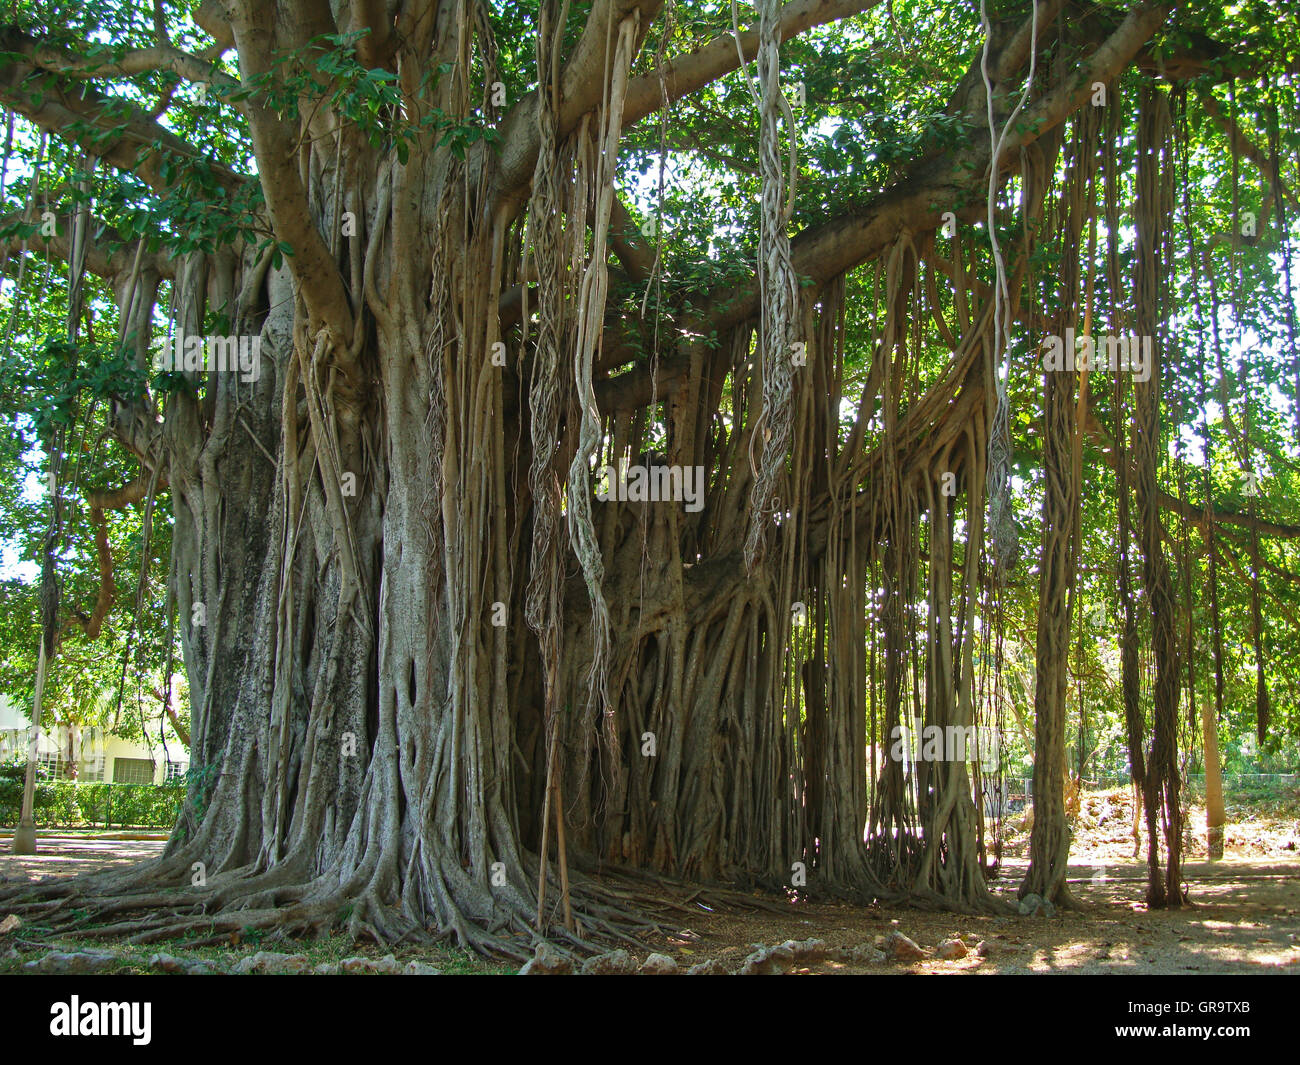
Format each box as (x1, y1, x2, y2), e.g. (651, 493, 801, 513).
(0, 859, 671, 962)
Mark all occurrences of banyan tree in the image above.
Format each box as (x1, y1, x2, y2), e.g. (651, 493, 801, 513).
(1, 0, 1297, 954)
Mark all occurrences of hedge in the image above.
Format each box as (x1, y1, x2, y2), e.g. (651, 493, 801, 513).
(0, 765, 184, 829)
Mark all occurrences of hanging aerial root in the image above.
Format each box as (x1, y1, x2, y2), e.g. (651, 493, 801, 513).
(744, 0, 800, 571)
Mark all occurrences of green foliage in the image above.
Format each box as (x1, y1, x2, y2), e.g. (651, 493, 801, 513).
(184, 761, 219, 823)
(0, 762, 184, 827)
(226, 31, 496, 161)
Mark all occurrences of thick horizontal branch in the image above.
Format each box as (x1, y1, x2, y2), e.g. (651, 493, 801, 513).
(0, 57, 245, 196)
(701, 4, 1170, 335)
(86, 471, 164, 512)
(492, 0, 874, 207)
(493, 0, 662, 206)
(620, 0, 883, 129)
(1152, 485, 1300, 540)
(0, 25, 238, 95)
(0, 207, 175, 279)
(1008, 3, 1172, 156)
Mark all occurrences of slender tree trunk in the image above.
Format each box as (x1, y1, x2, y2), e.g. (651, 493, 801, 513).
(1201, 689, 1225, 860)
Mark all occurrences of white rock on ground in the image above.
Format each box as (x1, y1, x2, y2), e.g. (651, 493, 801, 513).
(338, 954, 402, 974)
(24, 951, 119, 974)
(781, 938, 828, 963)
(518, 941, 572, 975)
(580, 949, 638, 975)
(936, 938, 969, 960)
(638, 953, 680, 975)
(737, 943, 796, 975)
(885, 931, 927, 961)
(233, 951, 310, 974)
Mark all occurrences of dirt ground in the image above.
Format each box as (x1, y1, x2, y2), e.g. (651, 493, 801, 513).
(1003, 785, 1300, 863)
(665, 787, 1298, 974)
(648, 857, 1298, 975)
(0, 833, 168, 883)
(1, 792, 1297, 974)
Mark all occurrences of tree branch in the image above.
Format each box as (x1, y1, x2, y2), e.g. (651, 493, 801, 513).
(1197, 86, 1300, 214)
(620, 0, 884, 130)
(493, 0, 663, 205)
(0, 54, 245, 195)
(0, 207, 175, 279)
(227, 0, 353, 342)
(609, 195, 656, 282)
(0, 25, 239, 95)
(595, 2, 1187, 475)
(1007, 3, 1172, 155)
(195, 0, 236, 50)
(1085, 410, 1300, 539)
(696, 2, 1171, 335)
(66, 472, 168, 643)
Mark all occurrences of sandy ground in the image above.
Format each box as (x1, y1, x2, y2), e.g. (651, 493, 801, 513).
(0, 833, 167, 883)
(652, 857, 1299, 974)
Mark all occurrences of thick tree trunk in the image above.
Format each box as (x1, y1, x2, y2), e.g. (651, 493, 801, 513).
(0, 0, 1187, 951)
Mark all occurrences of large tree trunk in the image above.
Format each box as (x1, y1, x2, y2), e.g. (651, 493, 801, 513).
(0, 0, 1184, 951)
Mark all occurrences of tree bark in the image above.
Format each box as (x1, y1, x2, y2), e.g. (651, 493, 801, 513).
(1201, 689, 1225, 861)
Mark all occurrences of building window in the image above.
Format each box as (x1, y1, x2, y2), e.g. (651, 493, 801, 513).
(38, 752, 69, 779)
(165, 761, 186, 781)
(0, 729, 26, 759)
(79, 758, 105, 782)
(112, 757, 155, 784)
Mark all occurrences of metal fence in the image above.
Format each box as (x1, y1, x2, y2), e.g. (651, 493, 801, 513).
(0, 779, 184, 829)
(1183, 772, 1298, 788)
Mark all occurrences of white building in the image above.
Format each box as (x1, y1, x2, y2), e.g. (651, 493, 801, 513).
(0, 697, 189, 784)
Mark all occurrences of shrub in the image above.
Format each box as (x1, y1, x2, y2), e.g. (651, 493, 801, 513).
(0, 764, 184, 829)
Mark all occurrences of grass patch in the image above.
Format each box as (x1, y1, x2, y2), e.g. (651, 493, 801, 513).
(1, 929, 516, 975)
